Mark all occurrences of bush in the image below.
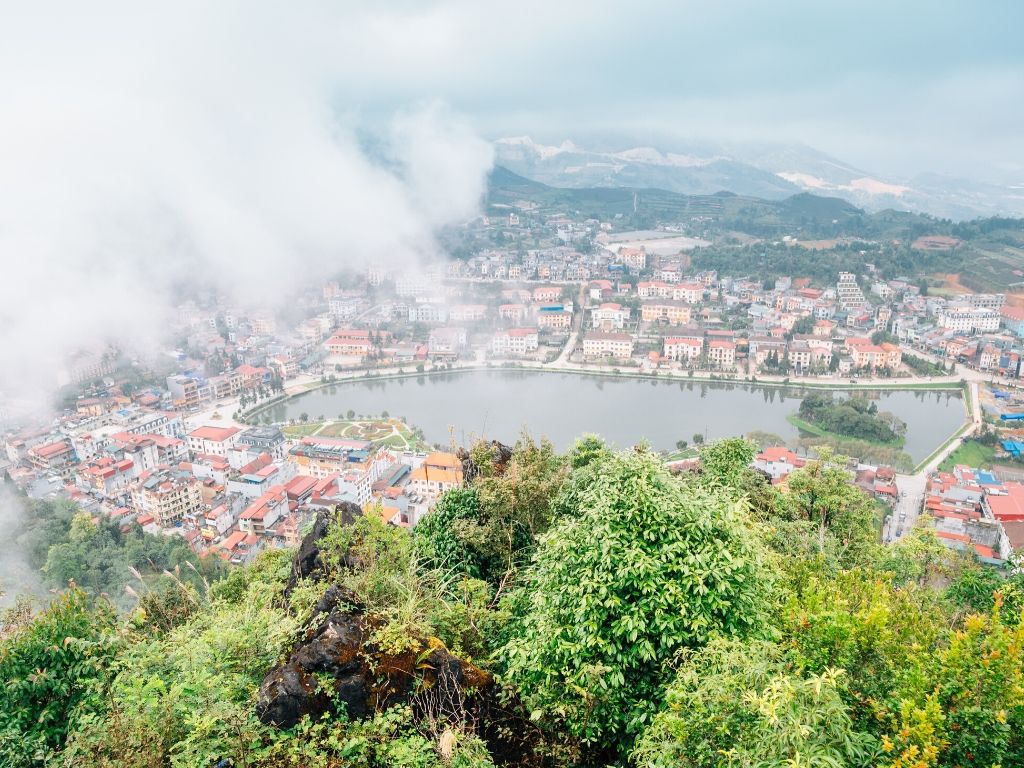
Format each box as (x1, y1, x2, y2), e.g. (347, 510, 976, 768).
(501, 448, 767, 755)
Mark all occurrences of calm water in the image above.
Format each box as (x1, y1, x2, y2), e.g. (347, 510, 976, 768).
(259, 370, 965, 463)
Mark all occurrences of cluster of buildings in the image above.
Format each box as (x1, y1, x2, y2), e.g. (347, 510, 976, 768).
(922, 464, 1024, 564)
(3, 388, 465, 565)
(575, 268, 906, 376)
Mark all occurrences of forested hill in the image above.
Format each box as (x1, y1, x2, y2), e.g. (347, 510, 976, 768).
(487, 166, 1024, 290)
(488, 165, 1024, 242)
(3, 435, 1024, 768)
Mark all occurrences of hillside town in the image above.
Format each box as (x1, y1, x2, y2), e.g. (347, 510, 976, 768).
(6, 210, 1024, 570)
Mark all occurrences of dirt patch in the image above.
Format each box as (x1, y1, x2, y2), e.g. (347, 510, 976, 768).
(792, 238, 843, 250)
(913, 235, 961, 250)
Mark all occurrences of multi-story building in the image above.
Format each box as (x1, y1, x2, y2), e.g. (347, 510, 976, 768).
(938, 307, 1001, 334)
(706, 340, 736, 369)
(491, 329, 539, 357)
(836, 272, 867, 310)
(582, 331, 634, 359)
(591, 303, 630, 331)
(499, 303, 528, 324)
(187, 425, 240, 457)
(537, 309, 572, 330)
(27, 440, 77, 477)
(532, 286, 562, 303)
(448, 304, 488, 323)
(641, 300, 692, 325)
(663, 337, 703, 362)
(238, 426, 286, 461)
(408, 452, 464, 502)
(288, 437, 374, 480)
(131, 468, 204, 528)
(238, 485, 289, 535)
(325, 329, 373, 357)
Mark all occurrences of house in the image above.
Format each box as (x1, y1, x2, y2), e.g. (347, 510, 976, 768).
(491, 328, 539, 357)
(753, 446, 805, 482)
(591, 303, 630, 331)
(706, 340, 736, 369)
(663, 337, 703, 362)
(239, 485, 289, 535)
(532, 286, 561, 303)
(582, 332, 634, 359)
(641, 300, 692, 325)
(187, 425, 240, 457)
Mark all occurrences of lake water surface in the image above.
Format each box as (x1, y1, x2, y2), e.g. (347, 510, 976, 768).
(259, 370, 965, 463)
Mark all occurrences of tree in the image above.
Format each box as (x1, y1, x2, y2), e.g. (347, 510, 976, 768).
(692, 432, 705, 445)
(0, 589, 119, 765)
(501, 448, 766, 755)
(633, 638, 878, 768)
(675, 439, 688, 451)
(347, 409, 355, 419)
(784, 450, 880, 560)
(698, 438, 755, 488)
(413, 488, 486, 580)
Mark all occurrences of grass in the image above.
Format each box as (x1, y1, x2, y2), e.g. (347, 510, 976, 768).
(937, 440, 996, 473)
(282, 423, 324, 438)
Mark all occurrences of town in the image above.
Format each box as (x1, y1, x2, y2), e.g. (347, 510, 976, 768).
(5, 204, 1024, 574)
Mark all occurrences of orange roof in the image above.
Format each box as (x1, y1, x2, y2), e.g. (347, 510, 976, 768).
(423, 452, 461, 470)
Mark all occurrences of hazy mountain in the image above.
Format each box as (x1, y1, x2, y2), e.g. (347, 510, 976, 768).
(494, 136, 1024, 220)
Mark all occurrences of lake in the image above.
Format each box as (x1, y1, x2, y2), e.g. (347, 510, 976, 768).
(258, 370, 965, 464)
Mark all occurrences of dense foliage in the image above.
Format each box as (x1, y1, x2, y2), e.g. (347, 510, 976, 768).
(3, 435, 1024, 767)
(501, 448, 766, 755)
(797, 392, 907, 444)
(13, 496, 224, 608)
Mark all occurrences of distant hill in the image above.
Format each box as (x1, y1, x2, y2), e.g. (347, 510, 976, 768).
(488, 165, 876, 236)
(493, 136, 1024, 220)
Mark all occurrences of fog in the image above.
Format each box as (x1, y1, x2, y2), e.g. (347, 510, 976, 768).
(0, 484, 44, 608)
(0, 2, 494, 409)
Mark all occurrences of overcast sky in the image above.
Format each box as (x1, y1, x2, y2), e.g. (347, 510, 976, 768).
(356, 0, 1023, 182)
(0, 0, 1020, 407)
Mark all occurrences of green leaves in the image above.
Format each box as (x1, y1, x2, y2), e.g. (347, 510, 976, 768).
(500, 447, 767, 754)
(0, 589, 119, 767)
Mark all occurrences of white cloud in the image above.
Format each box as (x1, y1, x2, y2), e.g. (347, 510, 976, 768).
(0, 1, 494, 407)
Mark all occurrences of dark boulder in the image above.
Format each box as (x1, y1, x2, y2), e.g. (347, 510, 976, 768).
(284, 502, 361, 595)
(457, 440, 514, 483)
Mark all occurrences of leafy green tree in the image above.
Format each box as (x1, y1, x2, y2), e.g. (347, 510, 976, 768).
(0, 589, 119, 766)
(698, 437, 755, 488)
(784, 451, 881, 562)
(501, 448, 766, 754)
(633, 638, 878, 768)
(413, 488, 487, 579)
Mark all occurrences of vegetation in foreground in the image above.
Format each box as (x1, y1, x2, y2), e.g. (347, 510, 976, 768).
(2, 434, 1024, 768)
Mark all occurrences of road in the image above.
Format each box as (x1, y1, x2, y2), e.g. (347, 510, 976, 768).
(889, 352, 986, 541)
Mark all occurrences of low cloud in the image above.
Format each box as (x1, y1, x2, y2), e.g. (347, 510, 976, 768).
(0, 2, 493, 408)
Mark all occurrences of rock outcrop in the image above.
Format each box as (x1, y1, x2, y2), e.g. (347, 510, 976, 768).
(258, 511, 491, 730)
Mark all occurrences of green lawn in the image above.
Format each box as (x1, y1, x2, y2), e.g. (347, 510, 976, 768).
(937, 440, 996, 472)
(282, 422, 324, 438)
